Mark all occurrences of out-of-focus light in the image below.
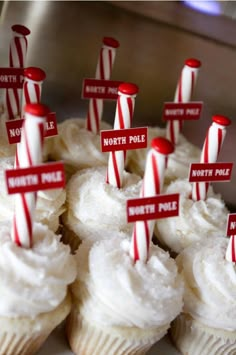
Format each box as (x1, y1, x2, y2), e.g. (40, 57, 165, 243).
(183, 0, 222, 16)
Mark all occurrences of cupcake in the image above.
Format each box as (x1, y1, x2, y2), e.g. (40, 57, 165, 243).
(0, 156, 66, 233)
(66, 237, 183, 355)
(155, 178, 229, 255)
(171, 236, 236, 355)
(0, 221, 77, 355)
(46, 118, 111, 179)
(62, 166, 142, 251)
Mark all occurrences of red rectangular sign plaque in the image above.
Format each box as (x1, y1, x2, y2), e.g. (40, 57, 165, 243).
(162, 102, 203, 121)
(5, 162, 65, 194)
(226, 213, 236, 237)
(0, 68, 24, 88)
(189, 162, 233, 182)
(82, 78, 123, 100)
(101, 127, 148, 152)
(127, 193, 179, 223)
(6, 112, 58, 144)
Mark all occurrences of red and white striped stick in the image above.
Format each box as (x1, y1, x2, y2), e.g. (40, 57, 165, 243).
(226, 235, 236, 263)
(12, 103, 49, 248)
(6, 24, 30, 120)
(106, 83, 138, 188)
(15, 67, 46, 169)
(21, 67, 46, 116)
(86, 37, 120, 133)
(130, 137, 174, 262)
(166, 58, 201, 145)
(192, 115, 231, 201)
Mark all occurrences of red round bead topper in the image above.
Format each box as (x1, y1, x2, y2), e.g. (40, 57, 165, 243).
(24, 67, 46, 82)
(11, 24, 31, 36)
(24, 103, 49, 117)
(118, 83, 139, 96)
(185, 58, 201, 68)
(103, 37, 120, 48)
(151, 137, 174, 155)
(212, 115, 231, 126)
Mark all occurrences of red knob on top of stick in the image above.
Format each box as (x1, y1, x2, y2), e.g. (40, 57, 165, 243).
(24, 103, 49, 117)
(24, 67, 46, 82)
(103, 37, 120, 48)
(11, 24, 31, 36)
(185, 58, 201, 68)
(151, 137, 174, 155)
(212, 115, 231, 127)
(118, 83, 139, 96)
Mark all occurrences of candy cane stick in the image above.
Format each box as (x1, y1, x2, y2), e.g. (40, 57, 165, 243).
(15, 67, 46, 169)
(106, 83, 138, 188)
(21, 67, 46, 116)
(192, 115, 231, 201)
(6, 24, 30, 119)
(226, 235, 236, 263)
(166, 58, 201, 145)
(12, 103, 49, 248)
(130, 137, 174, 262)
(86, 37, 119, 133)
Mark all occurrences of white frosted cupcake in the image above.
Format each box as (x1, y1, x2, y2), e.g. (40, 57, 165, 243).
(155, 178, 229, 254)
(0, 221, 77, 355)
(171, 236, 236, 355)
(62, 166, 142, 251)
(67, 237, 183, 355)
(0, 156, 66, 233)
(45, 118, 111, 179)
(126, 127, 200, 184)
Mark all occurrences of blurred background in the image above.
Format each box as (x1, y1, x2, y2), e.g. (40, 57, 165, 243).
(0, 0, 235, 210)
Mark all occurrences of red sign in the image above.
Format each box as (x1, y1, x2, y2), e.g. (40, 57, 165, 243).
(226, 213, 236, 237)
(101, 127, 148, 152)
(6, 112, 58, 144)
(0, 68, 24, 88)
(5, 162, 65, 194)
(162, 102, 203, 121)
(82, 78, 123, 100)
(127, 193, 179, 223)
(189, 162, 233, 182)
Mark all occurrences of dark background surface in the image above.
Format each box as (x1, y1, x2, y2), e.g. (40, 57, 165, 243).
(0, 1, 236, 210)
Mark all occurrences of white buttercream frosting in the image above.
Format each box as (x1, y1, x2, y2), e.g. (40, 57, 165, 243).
(126, 126, 200, 182)
(64, 166, 142, 242)
(155, 179, 229, 254)
(177, 236, 236, 330)
(46, 118, 111, 170)
(0, 221, 76, 318)
(74, 238, 183, 329)
(0, 157, 66, 232)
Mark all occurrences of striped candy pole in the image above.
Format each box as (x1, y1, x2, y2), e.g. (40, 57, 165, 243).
(6, 24, 31, 120)
(226, 235, 236, 263)
(86, 37, 120, 133)
(130, 137, 174, 262)
(15, 67, 46, 169)
(166, 58, 201, 145)
(12, 103, 49, 248)
(106, 83, 138, 188)
(21, 67, 46, 116)
(192, 115, 231, 201)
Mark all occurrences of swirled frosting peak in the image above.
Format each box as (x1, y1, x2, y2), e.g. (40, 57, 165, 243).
(177, 237, 236, 330)
(74, 238, 183, 328)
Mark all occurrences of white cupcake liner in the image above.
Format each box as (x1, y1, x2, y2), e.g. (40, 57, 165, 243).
(66, 307, 169, 355)
(171, 313, 236, 355)
(0, 293, 71, 355)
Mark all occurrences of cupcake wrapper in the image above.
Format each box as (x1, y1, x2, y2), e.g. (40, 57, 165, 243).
(66, 307, 169, 355)
(0, 293, 71, 355)
(60, 225, 81, 254)
(171, 313, 236, 355)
